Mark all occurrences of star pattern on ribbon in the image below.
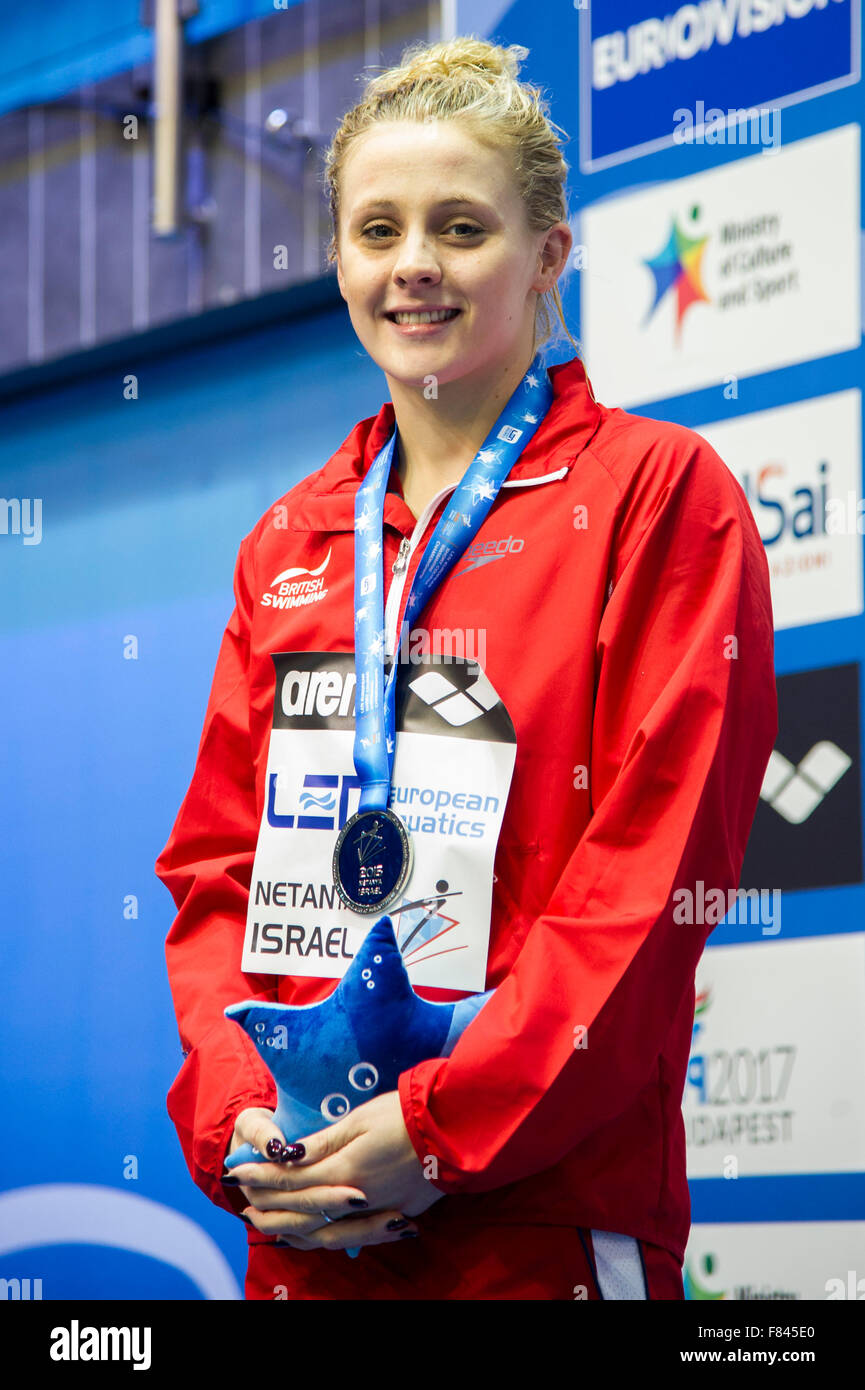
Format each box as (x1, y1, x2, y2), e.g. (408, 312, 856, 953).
(470, 478, 496, 504)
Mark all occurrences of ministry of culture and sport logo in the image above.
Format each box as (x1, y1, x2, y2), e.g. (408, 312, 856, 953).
(684, 1250, 799, 1302)
(684, 1251, 727, 1301)
(643, 206, 710, 342)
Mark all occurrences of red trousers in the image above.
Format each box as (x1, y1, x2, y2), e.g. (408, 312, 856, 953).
(244, 1212, 685, 1301)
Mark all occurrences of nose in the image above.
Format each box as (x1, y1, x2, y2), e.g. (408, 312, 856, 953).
(391, 227, 442, 288)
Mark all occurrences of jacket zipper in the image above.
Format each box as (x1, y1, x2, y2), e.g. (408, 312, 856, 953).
(392, 536, 411, 577)
(383, 465, 570, 660)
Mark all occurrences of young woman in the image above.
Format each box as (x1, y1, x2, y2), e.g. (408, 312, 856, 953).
(156, 36, 777, 1301)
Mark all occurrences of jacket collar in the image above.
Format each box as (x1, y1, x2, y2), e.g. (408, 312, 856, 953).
(288, 355, 602, 533)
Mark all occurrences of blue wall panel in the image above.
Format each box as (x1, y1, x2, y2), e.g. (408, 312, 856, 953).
(0, 306, 385, 1296)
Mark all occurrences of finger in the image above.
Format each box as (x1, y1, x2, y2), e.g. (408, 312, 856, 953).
(266, 1210, 420, 1252)
(237, 1185, 370, 1218)
(231, 1109, 289, 1162)
(285, 1112, 359, 1168)
(240, 1206, 359, 1240)
(225, 1152, 354, 1190)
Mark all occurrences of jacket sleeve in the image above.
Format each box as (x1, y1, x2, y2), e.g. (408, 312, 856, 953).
(155, 534, 278, 1221)
(397, 432, 778, 1192)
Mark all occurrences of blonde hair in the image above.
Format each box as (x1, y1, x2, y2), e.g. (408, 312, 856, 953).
(323, 35, 579, 356)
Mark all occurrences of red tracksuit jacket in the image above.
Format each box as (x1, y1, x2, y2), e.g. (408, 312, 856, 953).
(155, 354, 777, 1282)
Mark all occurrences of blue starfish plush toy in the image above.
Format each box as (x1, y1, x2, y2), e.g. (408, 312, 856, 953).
(223, 914, 493, 1256)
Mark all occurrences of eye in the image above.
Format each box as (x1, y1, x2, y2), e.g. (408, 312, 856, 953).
(361, 220, 484, 242)
(447, 222, 484, 237)
(362, 223, 394, 240)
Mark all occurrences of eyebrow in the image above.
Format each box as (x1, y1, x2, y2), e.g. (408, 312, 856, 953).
(350, 196, 489, 218)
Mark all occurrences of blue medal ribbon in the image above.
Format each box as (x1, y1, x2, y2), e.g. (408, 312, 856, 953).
(352, 352, 555, 814)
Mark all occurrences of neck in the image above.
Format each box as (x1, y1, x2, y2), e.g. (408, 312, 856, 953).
(387, 347, 538, 517)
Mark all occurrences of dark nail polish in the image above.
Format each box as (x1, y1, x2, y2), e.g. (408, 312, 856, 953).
(399, 1229, 419, 1239)
(348, 1198, 369, 1208)
(386, 1217, 408, 1230)
(284, 1142, 305, 1161)
(266, 1138, 285, 1159)
(221, 1175, 241, 1186)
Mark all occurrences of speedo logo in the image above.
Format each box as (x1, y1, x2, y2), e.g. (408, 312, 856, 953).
(261, 548, 331, 610)
(457, 535, 524, 575)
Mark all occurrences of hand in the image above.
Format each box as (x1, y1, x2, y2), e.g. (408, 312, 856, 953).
(227, 1092, 444, 1251)
(225, 1105, 424, 1251)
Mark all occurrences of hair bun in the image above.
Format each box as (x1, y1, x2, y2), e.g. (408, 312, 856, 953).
(396, 37, 529, 84)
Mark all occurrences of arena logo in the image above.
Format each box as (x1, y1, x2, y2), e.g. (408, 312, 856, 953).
(740, 663, 862, 893)
(760, 741, 851, 824)
(278, 661, 498, 726)
(281, 666, 356, 719)
(261, 548, 331, 609)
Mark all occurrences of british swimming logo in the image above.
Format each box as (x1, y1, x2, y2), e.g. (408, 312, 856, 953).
(261, 548, 332, 609)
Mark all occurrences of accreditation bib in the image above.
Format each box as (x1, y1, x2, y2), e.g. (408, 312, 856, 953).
(241, 651, 516, 992)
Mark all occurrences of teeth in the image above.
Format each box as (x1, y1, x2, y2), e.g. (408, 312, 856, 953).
(392, 309, 458, 325)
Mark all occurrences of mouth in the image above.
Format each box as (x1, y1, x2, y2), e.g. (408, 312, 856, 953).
(384, 307, 462, 327)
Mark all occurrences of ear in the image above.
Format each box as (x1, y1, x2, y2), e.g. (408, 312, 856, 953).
(336, 253, 347, 302)
(535, 222, 572, 294)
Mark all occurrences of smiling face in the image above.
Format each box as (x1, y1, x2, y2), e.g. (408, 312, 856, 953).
(334, 119, 567, 391)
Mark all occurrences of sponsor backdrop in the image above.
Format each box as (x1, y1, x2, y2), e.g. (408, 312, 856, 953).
(539, 0, 865, 1298)
(1, 0, 862, 1299)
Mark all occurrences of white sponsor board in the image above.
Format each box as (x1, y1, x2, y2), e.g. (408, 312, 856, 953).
(242, 652, 516, 992)
(580, 125, 861, 405)
(684, 934, 865, 1177)
(696, 390, 863, 630)
(685, 1222, 865, 1301)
